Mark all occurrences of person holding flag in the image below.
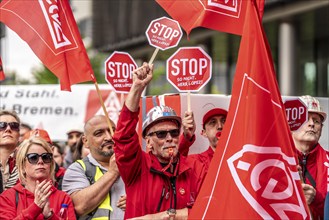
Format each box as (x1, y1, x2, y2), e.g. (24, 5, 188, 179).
(113, 62, 206, 219)
(292, 95, 328, 220)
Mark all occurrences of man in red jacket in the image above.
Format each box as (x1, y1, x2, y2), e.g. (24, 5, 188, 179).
(113, 62, 206, 219)
(292, 95, 328, 219)
(180, 104, 228, 172)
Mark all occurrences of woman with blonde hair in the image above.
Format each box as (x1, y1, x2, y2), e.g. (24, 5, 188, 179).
(0, 137, 76, 219)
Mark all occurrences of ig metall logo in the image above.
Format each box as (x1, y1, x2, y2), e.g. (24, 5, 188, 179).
(227, 144, 309, 219)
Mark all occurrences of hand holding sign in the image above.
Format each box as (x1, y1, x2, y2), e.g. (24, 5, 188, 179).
(146, 17, 183, 64)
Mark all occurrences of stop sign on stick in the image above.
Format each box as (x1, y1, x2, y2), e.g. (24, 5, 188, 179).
(167, 47, 212, 92)
(284, 98, 308, 131)
(105, 51, 137, 93)
(146, 17, 183, 51)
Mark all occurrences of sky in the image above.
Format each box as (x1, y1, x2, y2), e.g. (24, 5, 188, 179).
(1, 27, 42, 81)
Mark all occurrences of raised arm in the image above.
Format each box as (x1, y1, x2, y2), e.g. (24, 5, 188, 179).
(125, 62, 153, 112)
(179, 111, 196, 156)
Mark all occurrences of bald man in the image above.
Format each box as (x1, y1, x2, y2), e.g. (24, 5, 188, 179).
(62, 115, 125, 220)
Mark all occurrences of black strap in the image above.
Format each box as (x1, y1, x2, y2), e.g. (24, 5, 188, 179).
(15, 190, 19, 207)
(300, 156, 316, 188)
(76, 158, 101, 219)
(0, 168, 3, 194)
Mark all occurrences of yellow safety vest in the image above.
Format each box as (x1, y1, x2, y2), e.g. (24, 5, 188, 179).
(77, 159, 113, 220)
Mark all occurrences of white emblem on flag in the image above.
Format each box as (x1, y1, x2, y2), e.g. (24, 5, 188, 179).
(39, 0, 72, 49)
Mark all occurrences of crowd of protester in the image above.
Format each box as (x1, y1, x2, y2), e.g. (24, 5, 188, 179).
(0, 62, 328, 219)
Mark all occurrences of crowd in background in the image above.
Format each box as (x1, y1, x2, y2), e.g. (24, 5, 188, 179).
(0, 62, 328, 219)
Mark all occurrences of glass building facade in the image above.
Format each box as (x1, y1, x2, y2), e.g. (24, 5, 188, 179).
(92, 0, 329, 97)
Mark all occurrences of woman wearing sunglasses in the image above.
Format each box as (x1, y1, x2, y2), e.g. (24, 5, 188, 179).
(0, 137, 76, 219)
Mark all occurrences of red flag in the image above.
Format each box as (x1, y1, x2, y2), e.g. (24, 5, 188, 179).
(189, 1, 311, 219)
(0, 0, 95, 91)
(156, 0, 265, 36)
(0, 57, 4, 81)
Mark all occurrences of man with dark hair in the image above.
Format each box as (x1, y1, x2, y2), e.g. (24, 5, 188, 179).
(0, 110, 20, 193)
(63, 128, 83, 168)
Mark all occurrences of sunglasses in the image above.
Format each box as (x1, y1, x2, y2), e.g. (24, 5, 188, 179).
(147, 129, 180, 139)
(0, 122, 20, 131)
(26, 153, 53, 164)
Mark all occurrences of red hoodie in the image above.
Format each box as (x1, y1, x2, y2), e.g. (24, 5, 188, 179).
(0, 182, 76, 220)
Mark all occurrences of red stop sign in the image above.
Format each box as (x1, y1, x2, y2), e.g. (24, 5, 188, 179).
(167, 47, 212, 92)
(146, 17, 183, 50)
(284, 98, 308, 131)
(105, 51, 137, 93)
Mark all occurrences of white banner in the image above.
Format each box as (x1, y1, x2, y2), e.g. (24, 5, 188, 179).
(1, 85, 328, 150)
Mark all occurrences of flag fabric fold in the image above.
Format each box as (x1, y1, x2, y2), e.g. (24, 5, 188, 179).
(189, 0, 311, 219)
(156, 0, 265, 36)
(0, 0, 95, 91)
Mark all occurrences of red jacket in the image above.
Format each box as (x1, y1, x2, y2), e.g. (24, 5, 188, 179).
(0, 182, 76, 220)
(296, 143, 329, 220)
(113, 105, 206, 219)
(188, 147, 214, 172)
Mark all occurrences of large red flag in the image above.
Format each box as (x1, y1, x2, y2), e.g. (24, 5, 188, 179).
(0, 57, 4, 80)
(0, 0, 95, 91)
(189, 0, 311, 219)
(156, 0, 265, 36)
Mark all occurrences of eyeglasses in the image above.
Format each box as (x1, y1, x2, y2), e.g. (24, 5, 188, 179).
(147, 129, 180, 139)
(26, 153, 53, 164)
(0, 122, 20, 131)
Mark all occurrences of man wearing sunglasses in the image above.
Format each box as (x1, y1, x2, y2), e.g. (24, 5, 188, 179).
(113, 62, 206, 219)
(0, 110, 20, 194)
(62, 115, 126, 220)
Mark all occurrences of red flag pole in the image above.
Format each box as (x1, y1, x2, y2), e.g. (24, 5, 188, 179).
(93, 81, 114, 136)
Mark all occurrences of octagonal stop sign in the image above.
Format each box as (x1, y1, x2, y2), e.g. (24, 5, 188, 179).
(167, 47, 212, 92)
(105, 51, 137, 93)
(146, 17, 182, 50)
(284, 98, 308, 131)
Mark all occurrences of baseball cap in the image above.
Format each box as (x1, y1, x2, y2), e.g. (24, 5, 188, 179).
(142, 105, 181, 138)
(66, 127, 83, 135)
(203, 108, 228, 127)
(300, 95, 327, 122)
(24, 129, 53, 145)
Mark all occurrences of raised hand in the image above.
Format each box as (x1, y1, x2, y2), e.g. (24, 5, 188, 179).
(182, 111, 196, 140)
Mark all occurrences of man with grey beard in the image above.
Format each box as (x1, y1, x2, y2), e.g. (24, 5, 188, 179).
(62, 115, 126, 220)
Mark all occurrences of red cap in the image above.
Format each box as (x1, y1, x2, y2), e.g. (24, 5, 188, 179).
(24, 129, 53, 145)
(202, 108, 228, 127)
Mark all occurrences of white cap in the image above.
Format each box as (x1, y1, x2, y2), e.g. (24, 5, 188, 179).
(300, 95, 327, 122)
